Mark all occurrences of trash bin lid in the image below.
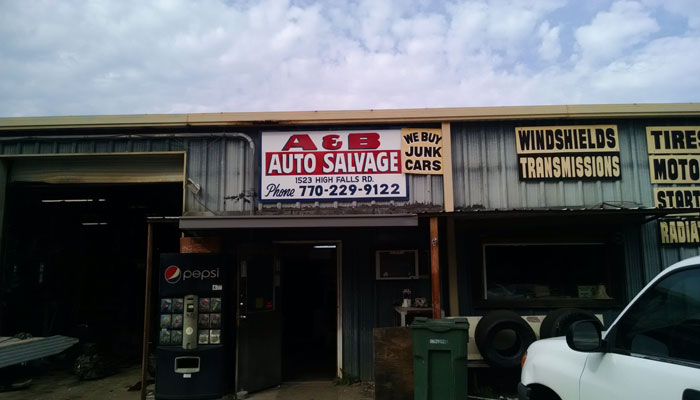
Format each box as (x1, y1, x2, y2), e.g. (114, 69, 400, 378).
(411, 317, 469, 331)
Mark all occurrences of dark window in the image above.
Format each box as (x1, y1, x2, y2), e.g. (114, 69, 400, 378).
(482, 243, 616, 306)
(612, 266, 700, 364)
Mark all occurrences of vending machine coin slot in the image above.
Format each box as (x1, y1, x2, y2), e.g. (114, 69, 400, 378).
(182, 295, 199, 350)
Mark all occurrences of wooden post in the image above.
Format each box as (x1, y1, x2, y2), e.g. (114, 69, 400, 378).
(430, 217, 441, 319)
(140, 222, 154, 400)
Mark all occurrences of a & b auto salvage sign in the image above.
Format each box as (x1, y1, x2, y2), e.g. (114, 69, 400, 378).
(261, 130, 408, 202)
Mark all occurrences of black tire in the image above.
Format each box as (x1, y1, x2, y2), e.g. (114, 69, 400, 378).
(475, 310, 536, 368)
(539, 308, 599, 339)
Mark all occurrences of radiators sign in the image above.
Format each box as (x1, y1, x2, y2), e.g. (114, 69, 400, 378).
(648, 127, 700, 245)
(515, 125, 621, 180)
(260, 130, 408, 202)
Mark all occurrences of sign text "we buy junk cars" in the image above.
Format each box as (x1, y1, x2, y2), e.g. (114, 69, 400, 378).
(261, 130, 409, 202)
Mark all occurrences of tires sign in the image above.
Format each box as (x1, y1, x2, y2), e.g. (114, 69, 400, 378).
(260, 130, 408, 202)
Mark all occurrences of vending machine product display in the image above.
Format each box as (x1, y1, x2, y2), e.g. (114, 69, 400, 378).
(156, 253, 231, 400)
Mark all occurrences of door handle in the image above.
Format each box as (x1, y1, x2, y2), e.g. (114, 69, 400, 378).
(683, 389, 700, 400)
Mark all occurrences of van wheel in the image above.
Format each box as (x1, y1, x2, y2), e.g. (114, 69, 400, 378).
(539, 308, 598, 339)
(475, 310, 536, 368)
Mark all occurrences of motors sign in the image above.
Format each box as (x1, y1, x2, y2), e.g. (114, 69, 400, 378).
(261, 130, 408, 202)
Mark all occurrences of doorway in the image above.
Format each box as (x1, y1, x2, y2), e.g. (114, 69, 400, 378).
(0, 182, 182, 358)
(279, 243, 338, 381)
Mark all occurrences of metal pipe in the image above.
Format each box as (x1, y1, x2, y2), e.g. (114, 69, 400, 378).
(0, 132, 253, 145)
(140, 222, 154, 400)
(0, 131, 257, 215)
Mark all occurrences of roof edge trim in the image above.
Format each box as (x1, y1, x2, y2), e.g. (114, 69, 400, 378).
(2, 103, 700, 131)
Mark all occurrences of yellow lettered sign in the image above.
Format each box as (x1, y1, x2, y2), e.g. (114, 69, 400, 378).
(649, 155, 700, 184)
(514, 125, 621, 181)
(646, 127, 700, 154)
(659, 219, 700, 245)
(515, 125, 619, 154)
(654, 187, 700, 209)
(401, 128, 443, 175)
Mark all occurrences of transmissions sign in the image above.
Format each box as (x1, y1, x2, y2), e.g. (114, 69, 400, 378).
(515, 125, 621, 181)
(260, 130, 408, 202)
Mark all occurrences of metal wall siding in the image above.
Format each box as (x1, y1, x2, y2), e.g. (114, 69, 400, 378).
(622, 225, 645, 299)
(452, 120, 654, 209)
(0, 137, 252, 214)
(452, 118, 700, 300)
(640, 222, 662, 285)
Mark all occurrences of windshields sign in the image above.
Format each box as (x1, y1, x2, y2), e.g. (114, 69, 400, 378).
(260, 130, 408, 202)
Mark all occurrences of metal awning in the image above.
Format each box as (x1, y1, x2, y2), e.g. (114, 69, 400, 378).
(179, 213, 419, 230)
(431, 205, 700, 224)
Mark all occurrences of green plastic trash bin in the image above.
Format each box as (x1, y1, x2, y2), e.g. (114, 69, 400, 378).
(411, 317, 469, 400)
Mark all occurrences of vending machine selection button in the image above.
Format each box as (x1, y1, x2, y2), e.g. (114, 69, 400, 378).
(160, 314, 172, 329)
(160, 298, 172, 313)
(159, 329, 171, 345)
(210, 329, 221, 344)
(199, 298, 211, 312)
(173, 298, 184, 313)
(210, 298, 222, 312)
(198, 314, 210, 328)
(172, 314, 183, 329)
(171, 330, 183, 345)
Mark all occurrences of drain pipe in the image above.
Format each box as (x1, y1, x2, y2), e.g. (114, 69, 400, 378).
(0, 132, 257, 215)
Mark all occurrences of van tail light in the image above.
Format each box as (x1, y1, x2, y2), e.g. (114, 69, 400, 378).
(521, 352, 527, 369)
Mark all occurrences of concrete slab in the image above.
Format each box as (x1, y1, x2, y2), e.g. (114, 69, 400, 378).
(246, 381, 374, 400)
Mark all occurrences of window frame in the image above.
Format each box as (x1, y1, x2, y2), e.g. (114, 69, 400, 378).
(475, 240, 622, 309)
(606, 265, 700, 369)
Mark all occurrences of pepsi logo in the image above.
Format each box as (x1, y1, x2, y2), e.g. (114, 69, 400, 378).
(164, 265, 181, 284)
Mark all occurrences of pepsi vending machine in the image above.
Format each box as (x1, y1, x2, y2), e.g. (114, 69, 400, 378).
(156, 253, 231, 399)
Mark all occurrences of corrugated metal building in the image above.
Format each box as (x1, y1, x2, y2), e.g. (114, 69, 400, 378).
(1, 104, 699, 394)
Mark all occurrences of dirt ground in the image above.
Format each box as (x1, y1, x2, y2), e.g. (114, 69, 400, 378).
(0, 364, 375, 400)
(0, 364, 146, 400)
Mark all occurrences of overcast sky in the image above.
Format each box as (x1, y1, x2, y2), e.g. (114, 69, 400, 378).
(1, 0, 699, 117)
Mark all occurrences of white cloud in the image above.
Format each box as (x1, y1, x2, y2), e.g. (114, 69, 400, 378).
(575, 1, 659, 65)
(592, 36, 700, 99)
(538, 22, 561, 61)
(641, 0, 700, 30)
(0, 0, 698, 117)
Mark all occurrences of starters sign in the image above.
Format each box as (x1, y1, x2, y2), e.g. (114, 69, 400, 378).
(261, 130, 408, 202)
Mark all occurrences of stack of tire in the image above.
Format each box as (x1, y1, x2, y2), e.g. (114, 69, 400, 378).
(474, 308, 598, 368)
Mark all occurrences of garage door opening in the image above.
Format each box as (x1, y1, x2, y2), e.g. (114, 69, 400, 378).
(0, 182, 182, 365)
(279, 243, 338, 381)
